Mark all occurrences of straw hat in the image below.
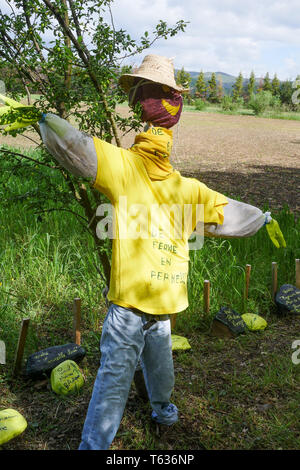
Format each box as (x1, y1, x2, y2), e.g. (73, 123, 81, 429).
(119, 54, 188, 93)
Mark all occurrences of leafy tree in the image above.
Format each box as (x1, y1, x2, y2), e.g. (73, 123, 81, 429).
(272, 74, 280, 96)
(263, 72, 272, 92)
(207, 72, 218, 103)
(195, 71, 207, 100)
(0, 0, 187, 286)
(232, 72, 243, 101)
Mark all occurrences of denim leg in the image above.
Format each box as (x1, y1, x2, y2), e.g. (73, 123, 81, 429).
(78, 304, 144, 450)
(140, 318, 178, 425)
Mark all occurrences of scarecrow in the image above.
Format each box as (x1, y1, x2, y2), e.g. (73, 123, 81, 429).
(0, 55, 286, 450)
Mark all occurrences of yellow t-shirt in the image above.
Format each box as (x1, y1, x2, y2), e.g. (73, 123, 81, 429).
(93, 134, 227, 315)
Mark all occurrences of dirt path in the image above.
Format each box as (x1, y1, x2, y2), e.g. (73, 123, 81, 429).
(1, 110, 299, 214)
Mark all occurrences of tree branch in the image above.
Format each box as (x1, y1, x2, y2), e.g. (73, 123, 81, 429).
(0, 147, 59, 169)
(41, 0, 121, 147)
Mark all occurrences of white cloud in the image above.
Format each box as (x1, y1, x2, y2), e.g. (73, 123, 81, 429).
(0, 0, 299, 80)
(109, 0, 300, 79)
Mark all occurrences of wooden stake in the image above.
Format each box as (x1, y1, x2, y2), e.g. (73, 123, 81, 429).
(245, 264, 251, 301)
(296, 259, 300, 289)
(271, 262, 278, 301)
(204, 280, 210, 315)
(13, 318, 30, 376)
(171, 314, 177, 330)
(73, 298, 81, 346)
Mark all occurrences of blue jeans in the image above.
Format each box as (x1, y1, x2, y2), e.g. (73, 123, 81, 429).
(78, 303, 178, 450)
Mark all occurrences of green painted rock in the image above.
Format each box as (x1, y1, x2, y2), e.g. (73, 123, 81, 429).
(275, 284, 300, 315)
(25, 343, 86, 378)
(242, 313, 267, 331)
(171, 334, 191, 351)
(50, 360, 84, 396)
(0, 409, 27, 445)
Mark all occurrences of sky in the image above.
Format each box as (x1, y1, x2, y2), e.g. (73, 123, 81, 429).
(0, 0, 299, 80)
(107, 0, 300, 80)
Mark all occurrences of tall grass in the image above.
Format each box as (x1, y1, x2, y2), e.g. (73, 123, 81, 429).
(0, 147, 299, 363)
(180, 208, 300, 334)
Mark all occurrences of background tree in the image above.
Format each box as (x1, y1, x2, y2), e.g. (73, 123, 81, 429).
(176, 67, 192, 89)
(195, 70, 207, 100)
(217, 76, 224, 102)
(272, 74, 280, 96)
(207, 72, 218, 103)
(232, 72, 243, 101)
(0, 0, 187, 287)
(176, 67, 192, 103)
(263, 72, 272, 92)
(247, 71, 256, 98)
(257, 78, 264, 93)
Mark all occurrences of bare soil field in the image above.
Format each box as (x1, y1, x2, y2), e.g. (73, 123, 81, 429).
(1, 109, 300, 214)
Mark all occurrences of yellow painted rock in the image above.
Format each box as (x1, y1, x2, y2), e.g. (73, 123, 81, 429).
(0, 409, 27, 445)
(50, 360, 84, 396)
(241, 313, 267, 331)
(171, 334, 191, 351)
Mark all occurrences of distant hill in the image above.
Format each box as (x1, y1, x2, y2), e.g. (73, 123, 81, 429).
(175, 70, 264, 95)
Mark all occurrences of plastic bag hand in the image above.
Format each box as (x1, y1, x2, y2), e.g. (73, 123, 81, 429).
(0, 93, 42, 134)
(266, 219, 286, 248)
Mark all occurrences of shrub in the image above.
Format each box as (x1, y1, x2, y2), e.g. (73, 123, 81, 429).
(194, 99, 207, 111)
(248, 91, 273, 115)
(269, 95, 282, 111)
(220, 96, 244, 112)
(221, 95, 238, 111)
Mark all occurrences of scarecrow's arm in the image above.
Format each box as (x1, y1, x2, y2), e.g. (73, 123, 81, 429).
(39, 113, 97, 180)
(202, 197, 270, 238)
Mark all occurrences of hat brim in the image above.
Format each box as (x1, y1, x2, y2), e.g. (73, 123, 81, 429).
(119, 73, 189, 94)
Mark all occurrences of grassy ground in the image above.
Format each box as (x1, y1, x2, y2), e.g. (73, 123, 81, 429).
(0, 112, 299, 450)
(183, 103, 300, 121)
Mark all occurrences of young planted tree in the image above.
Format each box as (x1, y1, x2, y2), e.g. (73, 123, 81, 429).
(176, 67, 192, 90)
(176, 67, 191, 103)
(195, 70, 207, 100)
(207, 72, 218, 103)
(232, 72, 243, 101)
(263, 72, 272, 92)
(0, 0, 187, 287)
(272, 74, 280, 96)
(247, 71, 256, 98)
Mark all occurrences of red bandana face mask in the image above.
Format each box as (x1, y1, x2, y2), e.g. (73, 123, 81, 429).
(129, 81, 183, 129)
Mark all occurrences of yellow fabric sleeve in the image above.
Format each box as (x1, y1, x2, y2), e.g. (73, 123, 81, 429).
(92, 136, 128, 202)
(197, 182, 228, 225)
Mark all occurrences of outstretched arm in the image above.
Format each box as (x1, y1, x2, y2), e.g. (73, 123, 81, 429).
(201, 197, 286, 248)
(39, 113, 97, 181)
(203, 197, 270, 238)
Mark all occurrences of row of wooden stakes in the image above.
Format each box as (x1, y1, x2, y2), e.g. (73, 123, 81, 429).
(170, 258, 300, 329)
(9, 259, 300, 375)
